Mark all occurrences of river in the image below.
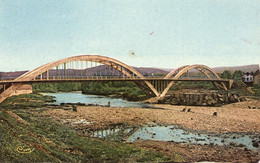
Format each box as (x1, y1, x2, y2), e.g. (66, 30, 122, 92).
(42, 91, 150, 108)
(41, 92, 260, 151)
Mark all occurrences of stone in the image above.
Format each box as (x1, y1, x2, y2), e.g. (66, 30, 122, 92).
(252, 140, 259, 148)
(72, 105, 77, 112)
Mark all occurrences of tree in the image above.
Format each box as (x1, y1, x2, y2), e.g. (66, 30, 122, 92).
(254, 70, 260, 76)
(220, 70, 232, 79)
(232, 70, 243, 80)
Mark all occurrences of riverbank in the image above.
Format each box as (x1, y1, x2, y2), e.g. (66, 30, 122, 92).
(0, 110, 171, 162)
(42, 100, 260, 162)
(44, 100, 260, 133)
(1, 93, 260, 162)
(133, 140, 260, 162)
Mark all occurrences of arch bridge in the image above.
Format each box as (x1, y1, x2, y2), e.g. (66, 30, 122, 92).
(0, 55, 233, 103)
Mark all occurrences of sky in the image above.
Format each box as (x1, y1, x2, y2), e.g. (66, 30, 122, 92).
(0, 0, 260, 71)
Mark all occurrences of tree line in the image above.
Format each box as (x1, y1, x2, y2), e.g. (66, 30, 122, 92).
(219, 70, 259, 80)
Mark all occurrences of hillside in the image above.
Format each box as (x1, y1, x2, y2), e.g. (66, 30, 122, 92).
(0, 71, 28, 80)
(133, 67, 169, 76)
(212, 64, 259, 73)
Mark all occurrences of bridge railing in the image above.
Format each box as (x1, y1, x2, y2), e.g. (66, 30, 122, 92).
(22, 76, 141, 81)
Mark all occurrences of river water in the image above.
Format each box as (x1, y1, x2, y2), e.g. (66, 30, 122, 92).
(42, 92, 260, 150)
(42, 91, 150, 108)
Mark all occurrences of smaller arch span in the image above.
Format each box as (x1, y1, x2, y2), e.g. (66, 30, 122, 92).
(165, 64, 220, 79)
(160, 64, 227, 97)
(164, 65, 190, 79)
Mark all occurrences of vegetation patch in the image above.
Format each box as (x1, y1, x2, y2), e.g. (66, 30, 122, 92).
(81, 82, 147, 101)
(0, 93, 55, 109)
(32, 82, 81, 93)
(0, 94, 176, 162)
(251, 85, 260, 98)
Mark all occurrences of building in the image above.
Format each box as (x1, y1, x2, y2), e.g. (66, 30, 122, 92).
(242, 72, 254, 86)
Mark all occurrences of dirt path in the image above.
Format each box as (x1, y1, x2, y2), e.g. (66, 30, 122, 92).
(44, 99, 260, 133)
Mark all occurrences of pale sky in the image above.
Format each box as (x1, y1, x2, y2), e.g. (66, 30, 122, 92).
(0, 0, 260, 71)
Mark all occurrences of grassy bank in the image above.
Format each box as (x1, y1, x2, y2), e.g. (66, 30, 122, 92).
(0, 93, 55, 109)
(0, 94, 179, 162)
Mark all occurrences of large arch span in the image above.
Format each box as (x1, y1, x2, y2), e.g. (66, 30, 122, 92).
(18, 55, 143, 80)
(0, 55, 232, 103)
(0, 55, 161, 102)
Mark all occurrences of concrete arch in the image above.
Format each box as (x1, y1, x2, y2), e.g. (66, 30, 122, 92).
(0, 55, 160, 103)
(164, 65, 190, 79)
(160, 65, 223, 97)
(173, 65, 220, 79)
(17, 55, 144, 81)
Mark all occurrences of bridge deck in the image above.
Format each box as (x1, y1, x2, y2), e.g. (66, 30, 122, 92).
(0, 77, 231, 84)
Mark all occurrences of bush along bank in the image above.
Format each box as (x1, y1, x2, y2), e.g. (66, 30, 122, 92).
(81, 82, 147, 101)
(32, 82, 82, 93)
(0, 93, 56, 109)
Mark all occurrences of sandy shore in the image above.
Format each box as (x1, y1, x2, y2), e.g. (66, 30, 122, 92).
(44, 99, 260, 133)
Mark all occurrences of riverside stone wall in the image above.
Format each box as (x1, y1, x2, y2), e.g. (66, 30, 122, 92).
(157, 93, 246, 106)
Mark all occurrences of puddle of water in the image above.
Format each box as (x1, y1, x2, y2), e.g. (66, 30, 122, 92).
(127, 125, 260, 151)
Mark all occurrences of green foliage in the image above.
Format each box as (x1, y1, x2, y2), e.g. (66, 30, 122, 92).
(81, 82, 147, 101)
(232, 70, 243, 81)
(0, 93, 55, 109)
(252, 85, 260, 98)
(170, 81, 216, 91)
(220, 70, 233, 79)
(0, 108, 172, 162)
(32, 82, 81, 93)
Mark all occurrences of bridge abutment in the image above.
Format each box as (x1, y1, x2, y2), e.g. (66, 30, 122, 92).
(0, 84, 32, 103)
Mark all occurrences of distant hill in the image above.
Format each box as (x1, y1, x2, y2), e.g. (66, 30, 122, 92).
(133, 67, 169, 76)
(1, 64, 259, 79)
(0, 66, 169, 79)
(0, 71, 28, 80)
(212, 64, 259, 73)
